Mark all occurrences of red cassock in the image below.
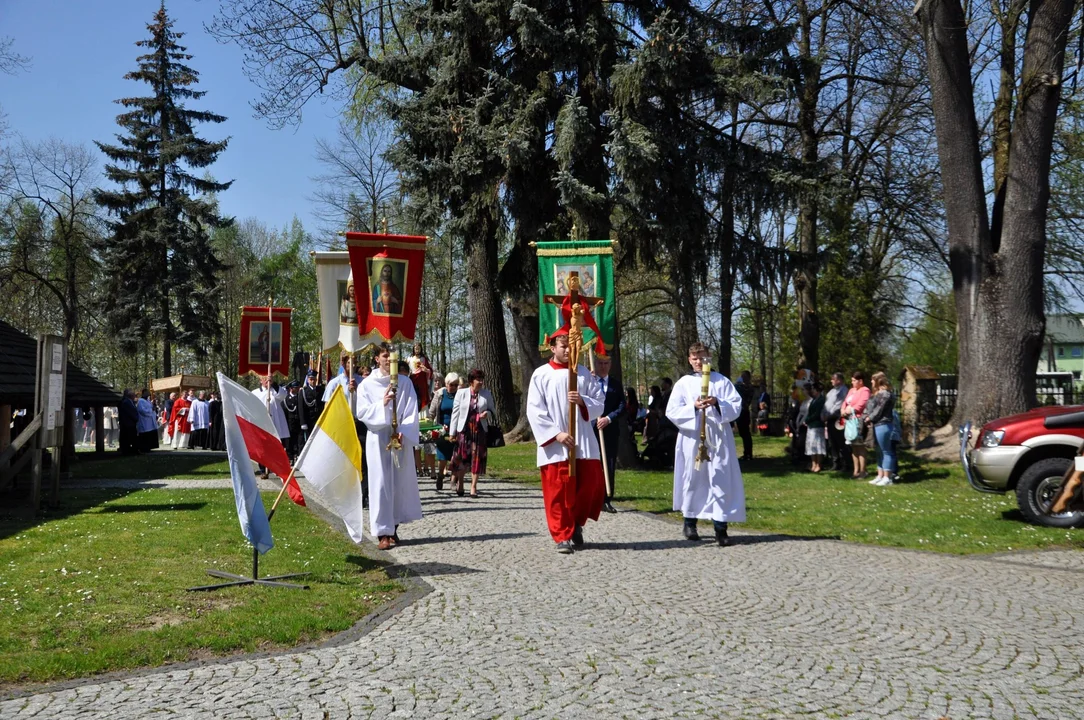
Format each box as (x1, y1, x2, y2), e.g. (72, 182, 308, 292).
(525, 360, 606, 543)
(169, 397, 192, 435)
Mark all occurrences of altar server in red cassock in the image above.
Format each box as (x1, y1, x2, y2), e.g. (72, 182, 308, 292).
(526, 329, 606, 554)
(169, 390, 193, 449)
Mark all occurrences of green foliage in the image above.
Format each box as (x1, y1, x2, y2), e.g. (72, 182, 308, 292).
(93, 6, 232, 372)
(896, 290, 958, 373)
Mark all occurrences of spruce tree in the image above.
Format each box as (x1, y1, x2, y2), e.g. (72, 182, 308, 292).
(94, 4, 231, 375)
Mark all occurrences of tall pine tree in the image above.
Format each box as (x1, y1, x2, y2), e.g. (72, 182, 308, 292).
(94, 4, 231, 376)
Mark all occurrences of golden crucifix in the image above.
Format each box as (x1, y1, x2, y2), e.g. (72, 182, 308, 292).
(542, 272, 604, 478)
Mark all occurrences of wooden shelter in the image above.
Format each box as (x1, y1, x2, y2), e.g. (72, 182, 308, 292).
(0, 319, 121, 491)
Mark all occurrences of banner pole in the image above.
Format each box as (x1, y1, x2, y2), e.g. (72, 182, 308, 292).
(266, 467, 297, 524)
(589, 347, 613, 496)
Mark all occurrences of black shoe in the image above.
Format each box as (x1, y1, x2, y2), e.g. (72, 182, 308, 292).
(603, 502, 617, 514)
(572, 525, 584, 548)
(436, 474, 444, 491)
(713, 520, 730, 547)
(683, 518, 700, 541)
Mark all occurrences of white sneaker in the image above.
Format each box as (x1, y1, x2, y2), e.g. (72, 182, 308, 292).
(875, 476, 894, 486)
(868, 476, 882, 485)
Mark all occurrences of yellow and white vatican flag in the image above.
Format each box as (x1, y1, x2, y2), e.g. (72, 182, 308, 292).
(294, 387, 366, 543)
(314, 251, 382, 353)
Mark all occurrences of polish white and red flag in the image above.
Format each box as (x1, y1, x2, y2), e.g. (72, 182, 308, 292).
(217, 373, 305, 507)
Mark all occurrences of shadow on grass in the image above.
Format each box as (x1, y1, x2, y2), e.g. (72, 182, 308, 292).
(92, 502, 208, 513)
(70, 451, 228, 481)
(0, 486, 139, 541)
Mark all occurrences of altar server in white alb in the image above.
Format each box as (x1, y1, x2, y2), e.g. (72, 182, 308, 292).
(526, 328, 606, 554)
(252, 376, 290, 478)
(357, 343, 422, 551)
(189, 391, 210, 450)
(665, 341, 746, 547)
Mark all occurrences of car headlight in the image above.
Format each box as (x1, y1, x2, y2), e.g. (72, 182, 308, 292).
(982, 430, 1005, 448)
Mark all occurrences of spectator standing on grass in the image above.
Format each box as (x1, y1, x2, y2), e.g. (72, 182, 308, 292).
(822, 372, 850, 474)
(865, 372, 899, 486)
(102, 406, 117, 448)
(136, 389, 160, 452)
(82, 407, 95, 445)
(803, 382, 827, 472)
(841, 371, 871, 479)
(734, 370, 755, 461)
(118, 390, 138, 456)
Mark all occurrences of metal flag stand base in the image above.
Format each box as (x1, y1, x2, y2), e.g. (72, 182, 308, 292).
(187, 546, 310, 592)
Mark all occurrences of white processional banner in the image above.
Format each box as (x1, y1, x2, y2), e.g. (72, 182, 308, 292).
(314, 251, 383, 353)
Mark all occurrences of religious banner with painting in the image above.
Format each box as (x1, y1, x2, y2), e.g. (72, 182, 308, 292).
(314, 250, 384, 353)
(535, 240, 616, 352)
(238, 306, 293, 378)
(345, 232, 428, 343)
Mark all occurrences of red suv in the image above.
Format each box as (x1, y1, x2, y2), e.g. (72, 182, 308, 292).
(961, 406, 1084, 527)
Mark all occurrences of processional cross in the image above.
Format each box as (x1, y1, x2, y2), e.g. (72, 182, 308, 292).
(543, 272, 604, 478)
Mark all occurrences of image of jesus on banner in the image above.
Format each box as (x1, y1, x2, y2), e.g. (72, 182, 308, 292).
(368, 258, 407, 317)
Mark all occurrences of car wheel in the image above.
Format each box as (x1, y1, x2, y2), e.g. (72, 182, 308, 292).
(1015, 457, 1084, 528)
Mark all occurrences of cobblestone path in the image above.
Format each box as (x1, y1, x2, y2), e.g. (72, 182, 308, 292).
(3, 479, 1083, 719)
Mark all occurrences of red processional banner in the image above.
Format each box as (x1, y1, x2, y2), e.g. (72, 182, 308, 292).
(345, 232, 428, 344)
(238, 306, 293, 378)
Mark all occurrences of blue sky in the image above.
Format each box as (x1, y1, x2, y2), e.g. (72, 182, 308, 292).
(1, 0, 343, 238)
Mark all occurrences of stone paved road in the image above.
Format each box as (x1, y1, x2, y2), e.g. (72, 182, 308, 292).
(4, 479, 1084, 719)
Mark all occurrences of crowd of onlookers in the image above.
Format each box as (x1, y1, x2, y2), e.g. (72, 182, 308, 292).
(782, 370, 902, 486)
(603, 368, 901, 485)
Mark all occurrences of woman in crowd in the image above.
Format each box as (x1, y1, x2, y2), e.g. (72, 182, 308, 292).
(841, 371, 871, 478)
(625, 386, 641, 436)
(409, 343, 434, 409)
(429, 372, 461, 489)
(803, 382, 827, 472)
(865, 371, 898, 486)
(449, 368, 494, 498)
(643, 385, 663, 442)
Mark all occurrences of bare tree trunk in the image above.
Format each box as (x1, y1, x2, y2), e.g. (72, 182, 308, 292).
(465, 205, 517, 429)
(506, 299, 541, 442)
(918, 0, 1072, 427)
(794, 0, 822, 376)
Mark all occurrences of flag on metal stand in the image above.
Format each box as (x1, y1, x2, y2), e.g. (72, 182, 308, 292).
(295, 389, 366, 543)
(217, 373, 275, 554)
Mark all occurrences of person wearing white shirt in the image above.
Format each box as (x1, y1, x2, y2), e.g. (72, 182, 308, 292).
(251, 377, 289, 478)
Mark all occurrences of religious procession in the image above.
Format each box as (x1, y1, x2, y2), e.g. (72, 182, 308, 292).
(132, 232, 747, 557)
(9, 3, 1084, 714)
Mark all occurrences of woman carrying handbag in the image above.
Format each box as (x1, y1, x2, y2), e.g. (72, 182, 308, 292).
(449, 368, 495, 498)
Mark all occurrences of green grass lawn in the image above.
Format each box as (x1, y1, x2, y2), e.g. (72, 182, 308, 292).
(69, 450, 230, 480)
(487, 436, 1084, 555)
(0, 488, 400, 686)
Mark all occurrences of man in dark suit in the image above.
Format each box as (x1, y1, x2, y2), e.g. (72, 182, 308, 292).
(593, 355, 626, 513)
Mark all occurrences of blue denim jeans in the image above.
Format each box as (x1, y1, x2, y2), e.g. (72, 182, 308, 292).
(873, 423, 897, 473)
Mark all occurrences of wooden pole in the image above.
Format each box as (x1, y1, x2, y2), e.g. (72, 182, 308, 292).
(266, 468, 297, 523)
(588, 348, 613, 496)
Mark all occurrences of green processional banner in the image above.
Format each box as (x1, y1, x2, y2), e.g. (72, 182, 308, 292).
(535, 240, 616, 352)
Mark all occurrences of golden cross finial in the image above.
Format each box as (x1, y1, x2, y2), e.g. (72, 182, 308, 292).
(569, 223, 577, 241)
(382, 217, 389, 234)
